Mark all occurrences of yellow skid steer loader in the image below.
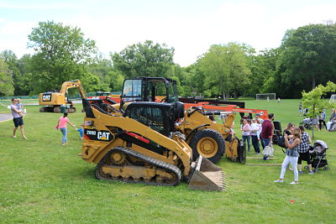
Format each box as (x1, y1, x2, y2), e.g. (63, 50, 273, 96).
(81, 99, 224, 191)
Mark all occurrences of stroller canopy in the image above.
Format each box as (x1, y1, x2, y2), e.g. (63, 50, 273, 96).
(314, 140, 328, 149)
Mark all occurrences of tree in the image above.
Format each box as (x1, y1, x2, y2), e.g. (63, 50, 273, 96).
(0, 59, 14, 96)
(196, 43, 251, 99)
(248, 48, 280, 96)
(16, 54, 34, 95)
(302, 81, 336, 138)
(111, 40, 174, 78)
(182, 64, 206, 97)
(0, 50, 22, 95)
(87, 58, 125, 92)
(277, 24, 336, 98)
(28, 21, 97, 93)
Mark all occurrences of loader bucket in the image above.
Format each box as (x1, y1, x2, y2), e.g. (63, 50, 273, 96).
(188, 156, 224, 191)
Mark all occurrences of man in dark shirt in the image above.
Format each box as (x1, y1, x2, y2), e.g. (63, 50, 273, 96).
(260, 113, 274, 149)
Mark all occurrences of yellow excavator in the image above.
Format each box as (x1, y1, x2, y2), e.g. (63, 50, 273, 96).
(38, 80, 86, 113)
(81, 99, 224, 191)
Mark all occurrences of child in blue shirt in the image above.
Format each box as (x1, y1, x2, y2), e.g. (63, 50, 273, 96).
(77, 125, 84, 140)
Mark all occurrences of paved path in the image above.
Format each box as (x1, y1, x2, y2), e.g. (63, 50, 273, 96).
(0, 113, 12, 122)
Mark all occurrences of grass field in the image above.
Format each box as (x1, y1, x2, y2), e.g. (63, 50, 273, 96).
(0, 99, 335, 224)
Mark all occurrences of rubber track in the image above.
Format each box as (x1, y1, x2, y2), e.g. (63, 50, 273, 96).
(96, 146, 182, 186)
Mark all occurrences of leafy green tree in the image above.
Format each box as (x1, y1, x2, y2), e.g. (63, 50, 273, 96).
(0, 50, 23, 95)
(87, 58, 125, 92)
(28, 21, 97, 93)
(0, 59, 14, 96)
(248, 48, 280, 96)
(302, 81, 336, 138)
(109, 70, 124, 91)
(16, 54, 34, 95)
(111, 40, 174, 78)
(196, 43, 251, 99)
(277, 24, 336, 98)
(165, 64, 191, 96)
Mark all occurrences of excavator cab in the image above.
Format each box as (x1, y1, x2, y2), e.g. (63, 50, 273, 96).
(121, 77, 178, 103)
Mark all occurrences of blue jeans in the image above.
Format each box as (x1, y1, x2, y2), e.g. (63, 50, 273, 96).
(261, 138, 271, 149)
(242, 135, 251, 151)
(261, 137, 271, 160)
(60, 128, 67, 144)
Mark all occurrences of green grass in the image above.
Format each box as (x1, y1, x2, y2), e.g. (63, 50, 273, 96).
(1, 100, 335, 224)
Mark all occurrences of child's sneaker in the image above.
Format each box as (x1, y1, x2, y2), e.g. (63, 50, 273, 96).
(309, 171, 314, 175)
(290, 181, 299, 184)
(274, 179, 284, 183)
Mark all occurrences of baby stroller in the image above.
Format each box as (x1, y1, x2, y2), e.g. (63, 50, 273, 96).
(309, 140, 329, 172)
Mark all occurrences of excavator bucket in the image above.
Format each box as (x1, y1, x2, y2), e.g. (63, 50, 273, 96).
(188, 156, 224, 191)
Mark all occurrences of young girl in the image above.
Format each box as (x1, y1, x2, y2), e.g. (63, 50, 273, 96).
(56, 113, 76, 145)
(274, 127, 301, 184)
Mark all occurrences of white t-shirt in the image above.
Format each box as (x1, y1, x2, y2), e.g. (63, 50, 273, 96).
(250, 123, 260, 136)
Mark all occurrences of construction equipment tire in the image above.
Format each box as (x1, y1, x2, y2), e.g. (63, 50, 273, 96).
(53, 107, 61, 113)
(190, 129, 225, 163)
(69, 107, 76, 113)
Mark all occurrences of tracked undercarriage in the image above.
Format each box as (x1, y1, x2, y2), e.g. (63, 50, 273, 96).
(95, 147, 182, 186)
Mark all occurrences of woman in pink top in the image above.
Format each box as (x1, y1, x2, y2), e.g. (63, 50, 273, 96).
(56, 113, 76, 145)
(241, 119, 251, 152)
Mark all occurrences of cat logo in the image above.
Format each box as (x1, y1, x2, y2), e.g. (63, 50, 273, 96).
(97, 131, 110, 141)
(84, 129, 113, 141)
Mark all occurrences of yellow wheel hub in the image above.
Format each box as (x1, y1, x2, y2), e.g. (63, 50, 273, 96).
(196, 137, 218, 158)
(111, 151, 126, 164)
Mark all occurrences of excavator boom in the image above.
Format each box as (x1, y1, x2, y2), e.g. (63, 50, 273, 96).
(60, 80, 86, 98)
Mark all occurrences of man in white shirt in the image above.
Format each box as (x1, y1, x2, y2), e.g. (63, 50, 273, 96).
(250, 119, 261, 154)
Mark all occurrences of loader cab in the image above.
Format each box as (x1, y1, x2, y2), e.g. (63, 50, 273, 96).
(121, 77, 178, 104)
(124, 101, 184, 136)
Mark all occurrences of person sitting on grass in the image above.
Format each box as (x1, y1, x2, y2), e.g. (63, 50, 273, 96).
(274, 127, 301, 184)
(56, 113, 76, 145)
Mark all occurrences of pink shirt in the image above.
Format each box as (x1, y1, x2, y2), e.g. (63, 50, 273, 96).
(58, 117, 69, 128)
(242, 123, 251, 136)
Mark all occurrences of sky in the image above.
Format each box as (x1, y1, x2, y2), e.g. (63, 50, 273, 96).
(0, 0, 336, 66)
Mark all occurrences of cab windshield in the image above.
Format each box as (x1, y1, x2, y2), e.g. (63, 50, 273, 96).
(122, 79, 142, 97)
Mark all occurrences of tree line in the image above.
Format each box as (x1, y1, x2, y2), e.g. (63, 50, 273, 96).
(1, 21, 336, 98)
